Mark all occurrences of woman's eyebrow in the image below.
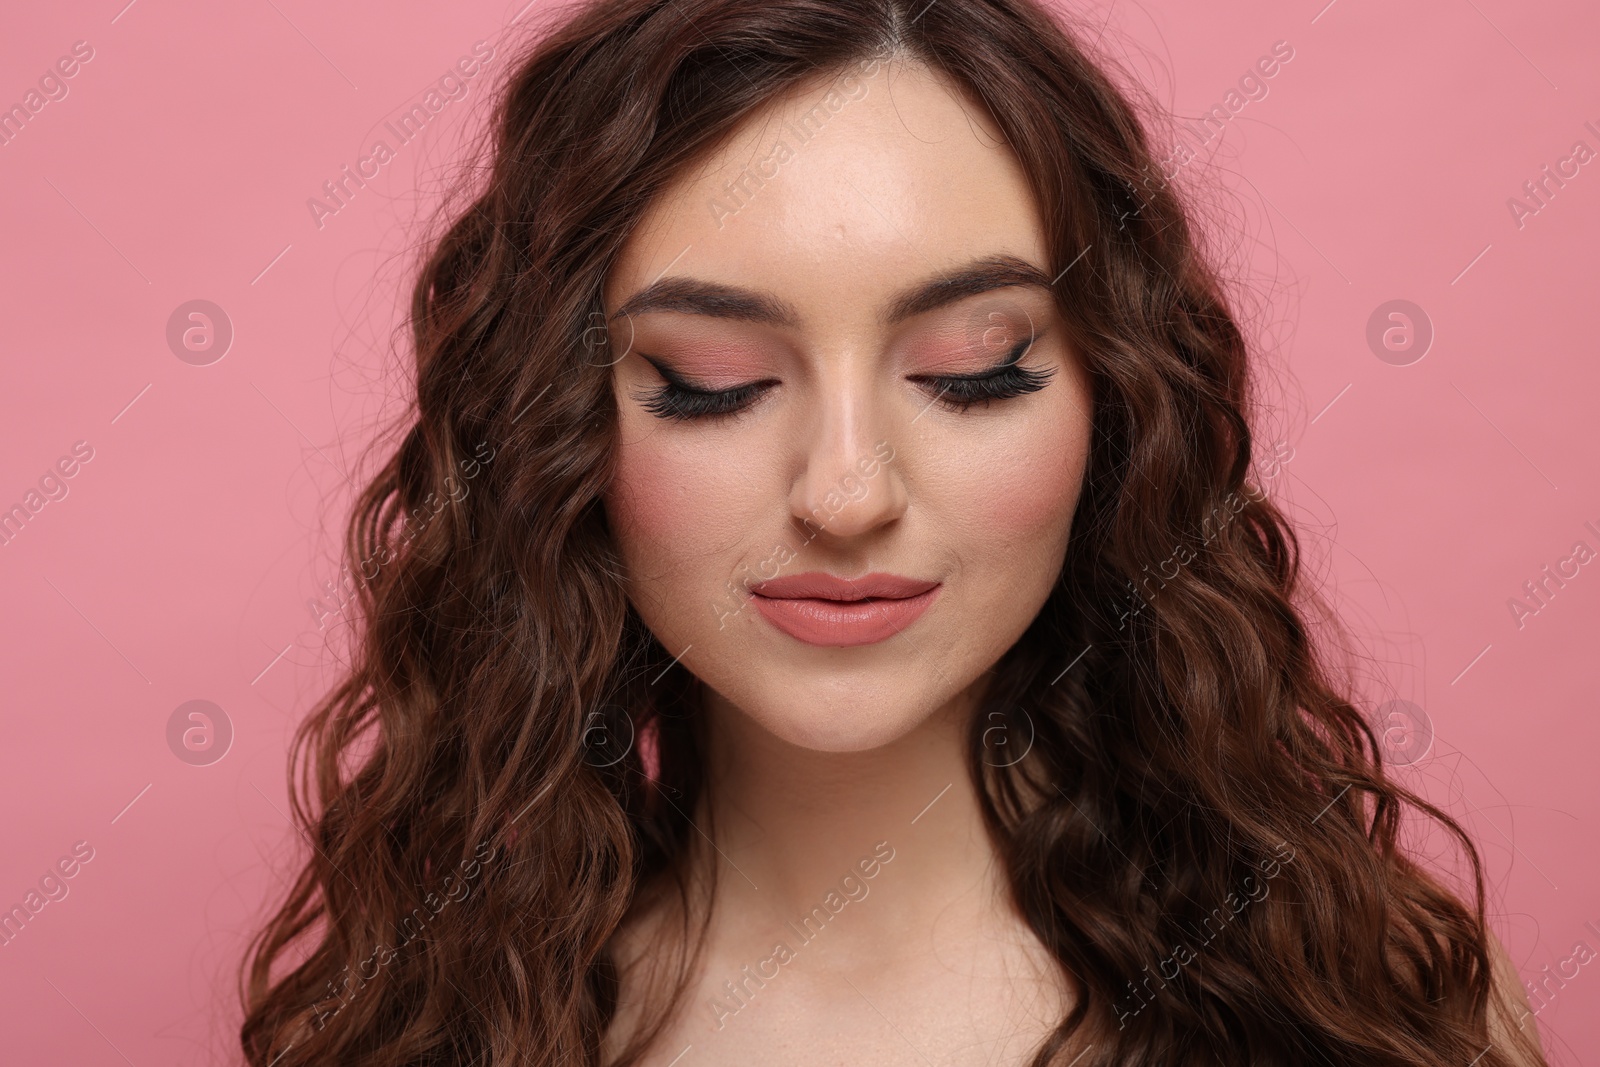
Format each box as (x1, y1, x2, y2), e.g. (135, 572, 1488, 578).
(608, 253, 1053, 328)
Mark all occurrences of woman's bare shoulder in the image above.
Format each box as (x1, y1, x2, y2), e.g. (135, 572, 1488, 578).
(1485, 930, 1548, 1067)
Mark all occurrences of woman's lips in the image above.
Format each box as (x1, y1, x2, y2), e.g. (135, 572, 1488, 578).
(748, 572, 941, 647)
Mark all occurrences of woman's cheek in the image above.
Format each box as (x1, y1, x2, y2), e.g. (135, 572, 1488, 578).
(606, 434, 762, 591)
(608, 441, 681, 539)
(933, 418, 1085, 546)
(980, 451, 1078, 539)
(998, 387, 1093, 540)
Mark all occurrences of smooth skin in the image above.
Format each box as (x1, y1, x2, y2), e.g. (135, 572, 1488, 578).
(601, 56, 1084, 1066)
(597, 55, 1543, 1067)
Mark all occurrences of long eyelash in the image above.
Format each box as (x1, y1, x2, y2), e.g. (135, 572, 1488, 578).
(634, 380, 770, 421)
(913, 337, 1056, 412)
(631, 355, 775, 421)
(632, 336, 1054, 422)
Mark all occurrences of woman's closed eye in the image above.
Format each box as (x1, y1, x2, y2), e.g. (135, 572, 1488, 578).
(630, 355, 780, 421)
(630, 334, 1057, 422)
(907, 334, 1056, 413)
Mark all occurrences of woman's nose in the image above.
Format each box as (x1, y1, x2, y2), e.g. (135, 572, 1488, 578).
(787, 377, 907, 541)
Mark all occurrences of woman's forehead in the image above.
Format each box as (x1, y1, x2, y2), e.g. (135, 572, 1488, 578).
(603, 60, 1048, 329)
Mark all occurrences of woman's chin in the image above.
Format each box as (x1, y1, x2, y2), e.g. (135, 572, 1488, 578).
(733, 691, 949, 755)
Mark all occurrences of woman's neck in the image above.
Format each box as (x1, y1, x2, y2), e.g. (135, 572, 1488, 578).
(694, 676, 1012, 965)
(603, 678, 1071, 1065)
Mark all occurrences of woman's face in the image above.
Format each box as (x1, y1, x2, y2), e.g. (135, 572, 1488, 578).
(601, 59, 1093, 753)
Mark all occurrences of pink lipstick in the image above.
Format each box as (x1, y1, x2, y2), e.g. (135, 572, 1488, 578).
(748, 571, 941, 647)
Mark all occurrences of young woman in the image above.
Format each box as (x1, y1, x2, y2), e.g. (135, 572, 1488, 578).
(239, 1, 1547, 1064)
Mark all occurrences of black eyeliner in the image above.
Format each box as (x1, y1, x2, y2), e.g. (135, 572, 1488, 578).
(632, 330, 1053, 422)
(932, 334, 1037, 381)
(639, 353, 717, 394)
(632, 353, 776, 421)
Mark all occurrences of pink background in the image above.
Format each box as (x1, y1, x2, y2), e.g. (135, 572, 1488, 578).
(2, 0, 1597, 1061)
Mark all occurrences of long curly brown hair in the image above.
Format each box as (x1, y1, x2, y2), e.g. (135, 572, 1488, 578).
(238, 1, 1545, 1064)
